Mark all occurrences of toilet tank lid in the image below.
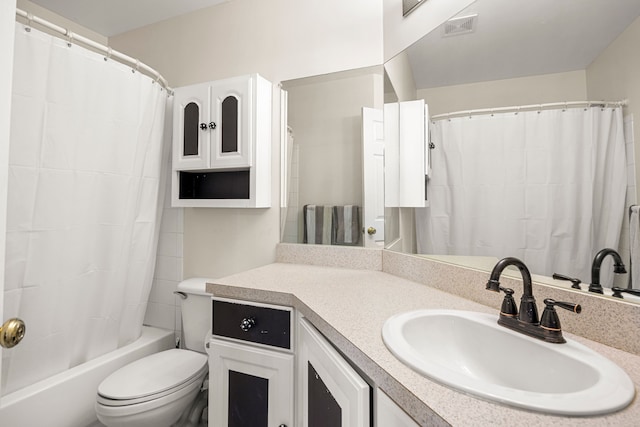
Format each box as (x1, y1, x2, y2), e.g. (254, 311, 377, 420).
(177, 278, 213, 296)
(98, 349, 207, 400)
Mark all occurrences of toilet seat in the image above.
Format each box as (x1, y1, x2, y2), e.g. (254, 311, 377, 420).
(97, 349, 207, 406)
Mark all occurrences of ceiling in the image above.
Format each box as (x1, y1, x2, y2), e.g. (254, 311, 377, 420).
(29, 0, 230, 37)
(405, 0, 640, 89)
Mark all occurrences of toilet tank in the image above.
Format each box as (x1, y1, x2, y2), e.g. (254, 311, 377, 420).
(177, 278, 212, 353)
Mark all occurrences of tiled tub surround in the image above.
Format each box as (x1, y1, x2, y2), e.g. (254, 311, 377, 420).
(207, 244, 640, 426)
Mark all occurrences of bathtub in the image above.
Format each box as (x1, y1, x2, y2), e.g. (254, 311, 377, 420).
(0, 326, 174, 427)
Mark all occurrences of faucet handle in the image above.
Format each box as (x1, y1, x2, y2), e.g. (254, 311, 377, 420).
(498, 287, 518, 317)
(552, 273, 582, 290)
(540, 298, 581, 331)
(611, 287, 640, 298)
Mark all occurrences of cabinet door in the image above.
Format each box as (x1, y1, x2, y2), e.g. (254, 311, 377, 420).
(376, 389, 419, 427)
(173, 82, 211, 170)
(210, 76, 252, 168)
(298, 318, 370, 427)
(207, 338, 294, 427)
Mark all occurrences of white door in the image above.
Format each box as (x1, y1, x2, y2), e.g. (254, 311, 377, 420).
(362, 107, 385, 247)
(0, 0, 18, 398)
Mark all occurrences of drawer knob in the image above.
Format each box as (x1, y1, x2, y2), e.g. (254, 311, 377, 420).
(240, 317, 255, 332)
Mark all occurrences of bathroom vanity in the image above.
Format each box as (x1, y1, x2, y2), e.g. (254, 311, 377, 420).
(207, 297, 373, 426)
(206, 245, 640, 426)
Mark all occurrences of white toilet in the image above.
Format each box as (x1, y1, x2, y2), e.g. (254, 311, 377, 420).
(95, 278, 211, 427)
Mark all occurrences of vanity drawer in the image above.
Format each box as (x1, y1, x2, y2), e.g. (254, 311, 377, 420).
(211, 298, 292, 350)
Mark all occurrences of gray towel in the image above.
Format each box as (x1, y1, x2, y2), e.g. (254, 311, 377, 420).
(303, 205, 333, 244)
(332, 205, 361, 246)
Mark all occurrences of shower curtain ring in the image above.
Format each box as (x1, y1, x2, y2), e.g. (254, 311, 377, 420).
(132, 60, 140, 74)
(104, 47, 113, 62)
(65, 30, 74, 47)
(25, 13, 33, 32)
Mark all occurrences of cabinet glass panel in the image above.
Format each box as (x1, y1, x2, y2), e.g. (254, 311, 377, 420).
(221, 96, 239, 153)
(228, 370, 268, 427)
(308, 362, 341, 427)
(183, 102, 199, 156)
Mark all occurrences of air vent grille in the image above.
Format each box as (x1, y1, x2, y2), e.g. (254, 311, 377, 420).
(443, 14, 478, 37)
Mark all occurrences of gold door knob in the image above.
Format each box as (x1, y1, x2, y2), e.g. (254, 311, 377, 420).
(0, 318, 26, 349)
(367, 227, 377, 235)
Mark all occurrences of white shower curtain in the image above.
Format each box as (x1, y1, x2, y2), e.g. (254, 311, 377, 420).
(2, 26, 169, 395)
(417, 106, 627, 284)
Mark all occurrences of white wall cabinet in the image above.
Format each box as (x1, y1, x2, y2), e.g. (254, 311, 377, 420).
(297, 316, 370, 427)
(172, 74, 271, 208)
(384, 100, 429, 208)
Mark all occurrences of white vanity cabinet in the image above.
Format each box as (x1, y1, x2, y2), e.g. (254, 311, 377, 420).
(172, 74, 271, 208)
(297, 316, 370, 427)
(207, 298, 294, 427)
(376, 389, 420, 427)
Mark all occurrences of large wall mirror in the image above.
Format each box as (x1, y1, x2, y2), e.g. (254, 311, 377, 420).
(280, 66, 384, 248)
(384, 0, 640, 301)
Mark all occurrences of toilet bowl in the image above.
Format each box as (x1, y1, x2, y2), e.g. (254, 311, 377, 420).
(96, 278, 212, 427)
(95, 349, 208, 427)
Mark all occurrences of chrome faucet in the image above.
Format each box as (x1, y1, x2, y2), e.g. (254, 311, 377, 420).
(486, 257, 581, 344)
(589, 248, 627, 294)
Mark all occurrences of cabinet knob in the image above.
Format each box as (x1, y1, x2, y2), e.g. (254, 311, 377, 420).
(199, 123, 208, 130)
(209, 121, 217, 130)
(240, 317, 255, 332)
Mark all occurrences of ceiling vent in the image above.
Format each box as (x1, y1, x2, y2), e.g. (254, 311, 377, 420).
(442, 14, 478, 37)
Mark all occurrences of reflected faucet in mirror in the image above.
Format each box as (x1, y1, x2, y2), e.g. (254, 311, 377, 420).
(486, 257, 581, 344)
(590, 248, 627, 294)
(552, 273, 582, 290)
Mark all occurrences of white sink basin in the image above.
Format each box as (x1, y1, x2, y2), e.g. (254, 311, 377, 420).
(382, 309, 635, 415)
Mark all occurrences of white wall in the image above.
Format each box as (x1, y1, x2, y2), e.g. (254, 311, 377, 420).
(110, 0, 384, 281)
(587, 14, 640, 199)
(110, 0, 383, 87)
(417, 70, 588, 116)
(384, 51, 417, 101)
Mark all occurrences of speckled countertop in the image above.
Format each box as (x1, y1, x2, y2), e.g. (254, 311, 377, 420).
(206, 254, 640, 426)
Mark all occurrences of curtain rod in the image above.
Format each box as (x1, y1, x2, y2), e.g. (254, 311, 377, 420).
(15, 8, 173, 94)
(430, 100, 628, 121)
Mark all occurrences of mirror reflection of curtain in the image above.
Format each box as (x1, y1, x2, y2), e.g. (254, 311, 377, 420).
(281, 128, 300, 243)
(416, 107, 627, 284)
(3, 26, 168, 394)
